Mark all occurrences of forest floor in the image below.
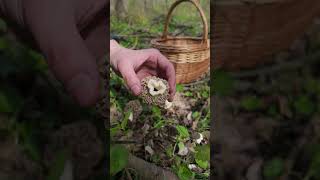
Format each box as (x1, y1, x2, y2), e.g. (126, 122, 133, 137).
(110, 70, 210, 180)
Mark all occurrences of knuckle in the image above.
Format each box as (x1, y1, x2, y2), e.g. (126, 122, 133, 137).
(149, 48, 160, 54)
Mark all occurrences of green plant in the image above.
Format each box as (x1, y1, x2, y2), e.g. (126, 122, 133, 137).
(121, 110, 132, 131)
(153, 120, 166, 129)
(240, 96, 263, 111)
(192, 111, 200, 120)
(303, 144, 320, 180)
(176, 125, 190, 140)
(110, 144, 129, 176)
(263, 158, 284, 180)
(46, 149, 69, 180)
(0, 85, 23, 113)
(212, 70, 234, 96)
(176, 164, 194, 180)
(184, 91, 193, 97)
(176, 84, 184, 92)
(293, 95, 315, 116)
(194, 144, 210, 169)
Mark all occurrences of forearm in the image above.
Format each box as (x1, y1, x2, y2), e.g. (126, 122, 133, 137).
(110, 39, 122, 57)
(110, 39, 125, 69)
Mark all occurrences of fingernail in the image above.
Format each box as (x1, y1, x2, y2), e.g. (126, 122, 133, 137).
(131, 84, 141, 95)
(67, 73, 98, 106)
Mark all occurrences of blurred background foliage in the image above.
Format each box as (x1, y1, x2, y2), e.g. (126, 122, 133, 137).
(110, 0, 210, 49)
(0, 18, 106, 179)
(212, 19, 320, 180)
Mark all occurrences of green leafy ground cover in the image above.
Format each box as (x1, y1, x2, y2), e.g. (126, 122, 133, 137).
(110, 69, 210, 179)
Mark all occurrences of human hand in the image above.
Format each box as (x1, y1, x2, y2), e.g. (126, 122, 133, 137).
(110, 40, 176, 101)
(0, 0, 107, 106)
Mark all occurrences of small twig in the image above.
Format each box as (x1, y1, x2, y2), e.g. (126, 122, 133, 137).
(184, 77, 210, 87)
(172, 141, 177, 157)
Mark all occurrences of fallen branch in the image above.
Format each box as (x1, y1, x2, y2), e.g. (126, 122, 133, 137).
(183, 77, 210, 88)
(127, 154, 179, 180)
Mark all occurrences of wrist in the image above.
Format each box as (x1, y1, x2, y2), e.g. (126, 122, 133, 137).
(110, 39, 125, 69)
(110, 39, 122, 56)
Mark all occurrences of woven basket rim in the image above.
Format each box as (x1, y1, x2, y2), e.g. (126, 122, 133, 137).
(151, 37, 209, 51)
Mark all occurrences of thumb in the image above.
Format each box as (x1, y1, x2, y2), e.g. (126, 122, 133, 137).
(24, 0, 100, 106)
(118, 62, 141, 96)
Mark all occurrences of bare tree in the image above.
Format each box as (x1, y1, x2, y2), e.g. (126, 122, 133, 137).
(115, 0, 128, 19)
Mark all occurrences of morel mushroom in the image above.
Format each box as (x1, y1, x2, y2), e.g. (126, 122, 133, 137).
(124, 100, 143, 121)
(140, 76, 172, 109)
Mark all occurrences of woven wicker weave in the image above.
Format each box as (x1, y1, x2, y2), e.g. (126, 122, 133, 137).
(151, 0, 210, 84)
(213, 0, 320, 70)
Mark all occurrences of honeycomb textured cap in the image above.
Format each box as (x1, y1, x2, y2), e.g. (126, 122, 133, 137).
(140, 76, 169, 108)
(124, 100, 143, 121)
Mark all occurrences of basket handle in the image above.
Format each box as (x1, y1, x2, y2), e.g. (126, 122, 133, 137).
(162, 0, 208, 43)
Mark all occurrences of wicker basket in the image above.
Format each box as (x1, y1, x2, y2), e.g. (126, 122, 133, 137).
(151, 0, 210, 84)
(213, 0, 320, 70)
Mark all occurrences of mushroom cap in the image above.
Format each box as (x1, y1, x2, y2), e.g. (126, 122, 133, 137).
(124, 100, 143, 121)
(140, 76, 169, 108)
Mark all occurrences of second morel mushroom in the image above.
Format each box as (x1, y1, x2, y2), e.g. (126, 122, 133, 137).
(140, 76, 172, 109)
(124, 100, 143, 122)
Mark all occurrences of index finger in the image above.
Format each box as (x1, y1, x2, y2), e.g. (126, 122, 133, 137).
(157, 53, 176, 101)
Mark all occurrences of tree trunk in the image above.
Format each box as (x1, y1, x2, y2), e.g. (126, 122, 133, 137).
(115, 0, 128, 19)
